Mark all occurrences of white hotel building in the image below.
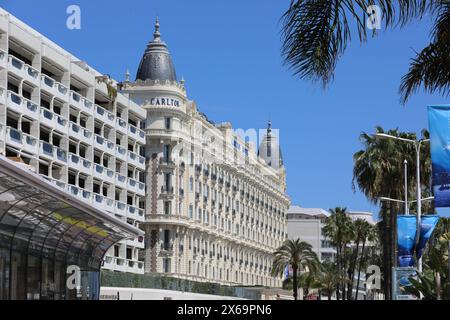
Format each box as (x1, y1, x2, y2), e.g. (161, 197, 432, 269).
(0, 8, 290, 286)
(0, 8, 146, 274)
(121, 19, 290, 287)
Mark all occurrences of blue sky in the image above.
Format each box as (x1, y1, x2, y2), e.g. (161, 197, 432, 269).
(2, 0, 448, 219)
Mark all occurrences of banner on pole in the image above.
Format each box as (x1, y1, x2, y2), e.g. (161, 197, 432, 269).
(397, 215, 440, 267)
(428, 105, 450, 207)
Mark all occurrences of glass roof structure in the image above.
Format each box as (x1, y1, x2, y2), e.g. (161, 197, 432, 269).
(0, 156, 143, 300)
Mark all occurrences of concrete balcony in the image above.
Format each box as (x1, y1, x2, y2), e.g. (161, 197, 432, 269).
(127, 151, 145, 169)
(115, 200, 127, 217)
(67, 184, 92, 203)
(94, 134, 114, 155)
(40, 108, 68, 133)
(115, 145, 127, 161)
(0, 87, 5, 105)
(93, 193, 115, 213)
(39, 141, 67, 164)
(0, 49, 6, 70)
(69, 121, 93, 144)
(127, 178, 145, 196)
(7, 91, 39, 120)
(114, 257, 128, 273)
(102, 256, 115, 270)
(116, 118, 127, 135)
(94, 164, 114, 184)
(68, 153, 92, 175)
(5, 127, 38, 154)
(115, 173, 127, 189)
(128, 124, 145, 144)
(7, 55, 40, 87)
(126, 236, 145, 249)
(127, 205, 145, 222)
(95, 104, 115, 127)
(70, 91, 93, 115)
(126, 259, 144, 274)
(41, 176, 66, 190)
(40, 74, 69, 102)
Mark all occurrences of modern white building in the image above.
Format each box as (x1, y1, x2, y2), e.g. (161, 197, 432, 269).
(120, 19, 291, 287)
(286, 206, 336, 261)
(0, 8, 146, 274)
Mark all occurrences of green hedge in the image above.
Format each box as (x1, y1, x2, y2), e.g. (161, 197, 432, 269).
(100, 270, 261, 299)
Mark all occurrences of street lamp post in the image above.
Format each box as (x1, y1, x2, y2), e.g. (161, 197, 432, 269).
(375, 133, 430, 273)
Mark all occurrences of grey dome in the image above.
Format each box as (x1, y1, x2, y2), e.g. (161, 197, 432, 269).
(136, 18, 177, 82)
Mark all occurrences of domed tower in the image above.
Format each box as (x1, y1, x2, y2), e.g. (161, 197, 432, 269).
(120, 18, 190, 275)
(258, 121, 287, 192)
(135, 17, 177, 82)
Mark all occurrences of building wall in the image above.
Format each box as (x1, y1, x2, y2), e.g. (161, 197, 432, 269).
(0, 8, 146, 274)
(122, 80, 290, 287)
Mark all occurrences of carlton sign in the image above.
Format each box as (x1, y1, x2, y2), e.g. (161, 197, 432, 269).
(149, 97, 180, 107)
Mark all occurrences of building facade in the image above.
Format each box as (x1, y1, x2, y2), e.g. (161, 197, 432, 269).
(121, 19, 290, 287)
(0, 8, 146, 274)
(286, 206, 336, 261)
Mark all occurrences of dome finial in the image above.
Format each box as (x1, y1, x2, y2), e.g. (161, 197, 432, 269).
(153, 16, 161, 40)
(267, 120, 272, 134)
(125, 68, 130, 82)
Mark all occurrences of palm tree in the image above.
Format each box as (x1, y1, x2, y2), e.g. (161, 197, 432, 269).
(354, 221, 376, 299)
(323, 207, 354, 300)
(317, 261, 341, 300)
(352, 126, 431, 299)
(272, 239, 319, 300)
(347, 219, 368, 299)
(281, 0, 449, 103)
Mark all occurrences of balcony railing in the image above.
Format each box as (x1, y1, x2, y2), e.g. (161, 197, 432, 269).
(95, 104, 115, 126)
(116, 117, 127, 133)
(70, 91, 93, 113)
(116, 145, 127, 161)
(128, 123, 145, 142)
(41, 74, 69, 100)
(68, 153, 92, 174)
(69, 121, 92, 143)
(128, 151, 145, 168)
(5, 127, 38, 153)
(94, 164, 114, 183)
(94, 134, 114, 154)
(39, 141, 67, 163)
(7, 91, 39, 119)
(8, 55, 40, 85)
(40, 108, 68, 132)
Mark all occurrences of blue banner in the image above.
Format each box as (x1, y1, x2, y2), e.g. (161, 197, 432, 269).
(415, 215, 440, 260)
(397, 216, 417, 267)
(428, 105, 450, 207)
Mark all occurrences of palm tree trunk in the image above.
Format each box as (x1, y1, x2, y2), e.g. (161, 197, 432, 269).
(336, 245, 341, 300)
(382, 203, 391, 300)
(355, 239, 366, 300)
(436, 272, 441, 300)
(342, 246, 347, 300)
(348, 240, 360, 300)
(293, 266, 298, 300)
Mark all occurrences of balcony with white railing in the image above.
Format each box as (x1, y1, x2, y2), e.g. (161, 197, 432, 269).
(0, 49, 6, 69)
(42, 175, 67, 190)
(127, 205, 145, 222)
(116, 117, 127, 135)
(39, 141, 67, 164)
(7, 55, 40, 86)
(94, 164, 114, 184)
(115, 173, 127, 189)
(40, 108, 68, 133)
(115, 200, 127, 216)
(128, 124, 145, 144)
(115, 145, 127, 161)
(5, 127, 38, 154)
(93, 193, 115, 213)
(127, 151, 145, 169)
(0, 87, 5, 105)
(67, 184, 92, 202)
(7, 91, 39, 119)
(127, 178, 145, 196)
(68, 153, 92, 175)
(70, 91, 93, 114)
(126, 236, 145, 249)
(126, 259, 144, 274)
(94, 104, 115, 127)
(94, 134, 115, 155)
(69, 122, 93, 144)
(40, 74, 69, 102)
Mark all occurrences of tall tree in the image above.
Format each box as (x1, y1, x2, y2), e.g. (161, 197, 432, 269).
(272, 239, 319, 300)
(280, 0, 449, 103)
(323, 207, 354, 300)
(352, 126, 431, 299)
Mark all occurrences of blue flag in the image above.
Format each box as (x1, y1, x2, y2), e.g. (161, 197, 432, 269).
(415, 215, 440, 260)
(428, 105, 450, 207)
(397, 216, 417, 267)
